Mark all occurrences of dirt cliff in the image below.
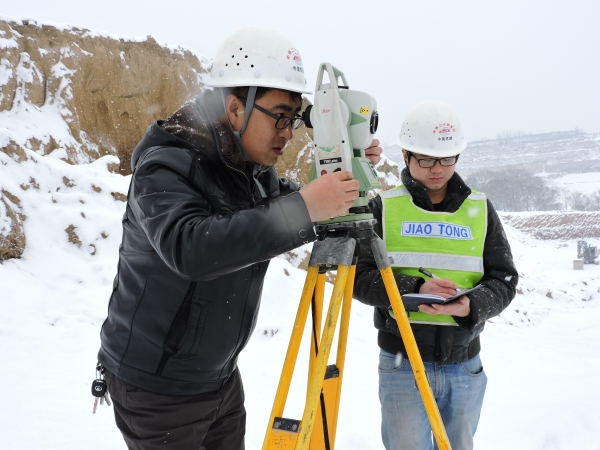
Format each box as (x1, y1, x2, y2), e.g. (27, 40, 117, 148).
(0, 17, 394, 262)
(501, 211, 600, 240)
(0, 18, 209, 260)
(0, 190, 26, 261)
(1, 18, 209, 174)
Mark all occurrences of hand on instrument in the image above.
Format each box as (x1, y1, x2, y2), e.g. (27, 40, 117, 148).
(299, 171, 360, 222)
(365, 139, 382, 165)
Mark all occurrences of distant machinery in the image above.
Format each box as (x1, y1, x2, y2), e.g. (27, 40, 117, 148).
(575, 241, 599, 269)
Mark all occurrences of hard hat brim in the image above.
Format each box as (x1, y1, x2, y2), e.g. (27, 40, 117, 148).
(396, 138, 468, 157)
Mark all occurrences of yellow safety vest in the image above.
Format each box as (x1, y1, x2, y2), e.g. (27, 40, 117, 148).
(381, 185, 488, 325)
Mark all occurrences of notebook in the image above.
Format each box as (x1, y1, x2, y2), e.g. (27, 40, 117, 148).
(394, 285, 483, 312)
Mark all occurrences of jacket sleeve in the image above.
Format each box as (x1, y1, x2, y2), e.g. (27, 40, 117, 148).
(130, 147, 316, 281)
(353, 195, 425, 309)
(454, 199, 519, 331)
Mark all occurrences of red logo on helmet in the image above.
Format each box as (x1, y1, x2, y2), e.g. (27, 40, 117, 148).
(287, 48, 303, 67)
(433, 123, 455, 134)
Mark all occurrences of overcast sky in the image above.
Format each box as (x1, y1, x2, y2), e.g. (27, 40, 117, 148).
(3, 0, 600, 144)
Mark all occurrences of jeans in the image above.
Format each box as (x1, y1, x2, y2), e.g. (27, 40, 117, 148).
(379, 350, 487, 450)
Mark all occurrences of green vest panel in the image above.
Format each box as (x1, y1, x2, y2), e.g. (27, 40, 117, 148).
(381, 186, 487, 325)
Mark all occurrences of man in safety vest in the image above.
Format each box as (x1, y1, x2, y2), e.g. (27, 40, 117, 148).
(353, 100, 518, 450)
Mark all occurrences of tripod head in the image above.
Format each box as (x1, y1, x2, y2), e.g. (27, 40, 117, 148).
(315, 219, 377, 242)
(302, 63, 381, 223)
(313, 219, 391, 275)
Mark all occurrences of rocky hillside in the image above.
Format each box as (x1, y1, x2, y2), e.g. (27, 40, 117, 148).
(383, 130, 600, 177)
(0, 17, 399, 262)
(461, 130, 600, 176)
(3, 15, 589, 266)
(0, 18, 209, 173)
(1, 18, 209, 260)
(501, 211, 600, 240)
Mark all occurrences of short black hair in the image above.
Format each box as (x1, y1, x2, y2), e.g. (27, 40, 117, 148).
(224, 86, 302, 107)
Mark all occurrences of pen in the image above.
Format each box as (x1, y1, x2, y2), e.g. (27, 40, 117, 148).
(418, 267, 439, 279)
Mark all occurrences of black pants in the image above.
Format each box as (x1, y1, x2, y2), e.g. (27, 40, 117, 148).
(105, 368, 246, 450)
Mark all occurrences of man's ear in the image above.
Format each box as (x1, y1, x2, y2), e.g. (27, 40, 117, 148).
(225, 94, 245, 131)
(402, 149, 409, 167)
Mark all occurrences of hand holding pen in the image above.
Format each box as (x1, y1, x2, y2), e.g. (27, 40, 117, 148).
(418, 267, 468, 295)
(416, 267, 472, 317)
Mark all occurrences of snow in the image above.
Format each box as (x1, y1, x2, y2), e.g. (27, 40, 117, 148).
(1, 144, 599, 449)
(553, 172, 600, 195)
(374, 153, 401, 188)
(0, 49, 79, 154)
(0, 14, 209, 64)
(0, 36, 19, 49)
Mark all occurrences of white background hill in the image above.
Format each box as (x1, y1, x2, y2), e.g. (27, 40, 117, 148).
(382, 130, 600, 198)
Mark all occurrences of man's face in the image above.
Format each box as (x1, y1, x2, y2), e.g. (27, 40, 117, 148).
(403, 150, 456, 192)
(230, 89, 302, 167)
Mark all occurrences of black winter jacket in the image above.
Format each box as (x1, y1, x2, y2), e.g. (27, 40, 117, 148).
(98, 91, 316, 395)
(353, 169, 518, 364)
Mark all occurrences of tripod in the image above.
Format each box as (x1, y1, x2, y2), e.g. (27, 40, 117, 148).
(262, 219, 452, 450)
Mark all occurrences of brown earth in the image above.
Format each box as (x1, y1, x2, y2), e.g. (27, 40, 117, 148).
(501, 211, 600, 240)
(0, 190, 26, 261)
(1, 18, 207, 174)
(1, 18, 208, 261)
(0, 18, 320, 180)
(274, 98, 315, 187)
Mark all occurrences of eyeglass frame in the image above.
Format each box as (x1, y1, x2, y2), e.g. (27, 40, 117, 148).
(238, 96, 304, 130)
(407, 151, 460, 168)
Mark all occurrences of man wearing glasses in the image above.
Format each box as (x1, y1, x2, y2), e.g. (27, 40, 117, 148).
(96, 26, 381, 450)
(353, 100, 518, 449)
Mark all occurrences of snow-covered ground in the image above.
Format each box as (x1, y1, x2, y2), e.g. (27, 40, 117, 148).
(1, 147, 599, 449)
(553, 172, 600, 196)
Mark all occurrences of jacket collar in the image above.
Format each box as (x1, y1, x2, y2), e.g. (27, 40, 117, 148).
(400, 167, 472, 212)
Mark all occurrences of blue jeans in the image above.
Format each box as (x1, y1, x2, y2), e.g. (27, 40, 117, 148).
(379, 350, 487, 450)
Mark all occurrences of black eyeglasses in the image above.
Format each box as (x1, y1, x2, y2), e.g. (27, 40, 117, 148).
(252, 103, 304, 130)
(239, 97, 304, 130)
(408, 152, 459, 168)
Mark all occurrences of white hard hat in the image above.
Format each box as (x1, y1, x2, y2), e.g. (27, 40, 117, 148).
(208, 26, 311, 94)
(397, 100, 467, 157)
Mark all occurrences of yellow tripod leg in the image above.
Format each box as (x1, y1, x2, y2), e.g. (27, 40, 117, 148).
(329, 264, 356, 447)
(264, 233, 356, 450)
(308, 266, 355, 450)
(380, 267, 452, 450)
(307, 273, 326, 403)
(307, 273, 329, 450)
(263, 266, 320, 449)
(296, 264, 350, 450)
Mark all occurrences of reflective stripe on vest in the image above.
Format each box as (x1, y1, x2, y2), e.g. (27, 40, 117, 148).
(381, 185, 487, 325)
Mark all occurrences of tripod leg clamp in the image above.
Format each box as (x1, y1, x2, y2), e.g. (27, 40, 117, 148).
(309, 237, 356, 268)
(369, 237, 392, 270)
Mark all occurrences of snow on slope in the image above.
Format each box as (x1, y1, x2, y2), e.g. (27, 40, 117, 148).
(380, 132, 600, 197)
(0, 147, 599, 449)
(554, 172, 600, 196)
